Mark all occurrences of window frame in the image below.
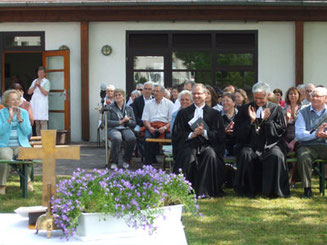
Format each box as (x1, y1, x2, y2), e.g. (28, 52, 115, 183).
(126, 30, 258, 94)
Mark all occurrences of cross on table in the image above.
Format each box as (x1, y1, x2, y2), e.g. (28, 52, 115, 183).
(18, 130, 80, 206)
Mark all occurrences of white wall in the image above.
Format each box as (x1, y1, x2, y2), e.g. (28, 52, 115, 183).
(0, 23, 81, 142)
(304, 22, 327, 86)
(89, 21, 295, 141)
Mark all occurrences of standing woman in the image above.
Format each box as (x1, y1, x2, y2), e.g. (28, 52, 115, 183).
(0, 90, 32, 195)
(235, 89, 249, 109)
(107, 89, 136, 170)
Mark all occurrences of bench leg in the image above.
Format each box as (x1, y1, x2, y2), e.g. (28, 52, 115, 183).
(22, 164, 28, 198)
(321, 163, 325, 196)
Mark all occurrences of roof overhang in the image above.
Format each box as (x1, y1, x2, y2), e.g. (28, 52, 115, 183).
(1, 1, 327, 22)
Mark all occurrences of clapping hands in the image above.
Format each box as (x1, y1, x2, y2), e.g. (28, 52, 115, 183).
(316, 123, 327, 139)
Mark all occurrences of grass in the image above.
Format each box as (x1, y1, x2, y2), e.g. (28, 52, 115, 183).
(0, 175, 327, 244)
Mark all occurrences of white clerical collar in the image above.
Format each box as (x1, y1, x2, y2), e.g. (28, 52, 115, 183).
(194, 103, 205, 110)
(256, 106, 264, 119)
(193, 103, 205, 119)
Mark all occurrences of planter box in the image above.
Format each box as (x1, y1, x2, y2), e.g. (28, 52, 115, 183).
(75, 204, 186, 243)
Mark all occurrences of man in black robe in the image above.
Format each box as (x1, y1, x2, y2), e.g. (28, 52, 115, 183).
(172, 83, 225, 198)
(233, 81, 290, 198)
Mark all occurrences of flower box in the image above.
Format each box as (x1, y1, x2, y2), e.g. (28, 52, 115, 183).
(75, 204, 184, 241)
(52, 166, 199, 240)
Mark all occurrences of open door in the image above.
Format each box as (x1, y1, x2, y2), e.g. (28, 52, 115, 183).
(43, 50, 70, 142)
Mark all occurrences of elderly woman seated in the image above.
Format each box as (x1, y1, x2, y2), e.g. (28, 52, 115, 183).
(0, 89, 32, 195)
(107, 88, 136, 170)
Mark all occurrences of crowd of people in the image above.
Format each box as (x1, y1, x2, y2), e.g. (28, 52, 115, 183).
(105, 80, 327, 199)
(1, 72, 326, 200)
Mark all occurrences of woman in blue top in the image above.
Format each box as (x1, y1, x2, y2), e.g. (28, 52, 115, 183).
(0, 89, 32, 195)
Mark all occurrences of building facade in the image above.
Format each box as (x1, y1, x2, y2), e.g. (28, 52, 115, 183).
(0, 1, 326, 142)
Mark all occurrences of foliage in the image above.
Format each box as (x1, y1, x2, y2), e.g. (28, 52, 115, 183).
(51, 166, 199, 239)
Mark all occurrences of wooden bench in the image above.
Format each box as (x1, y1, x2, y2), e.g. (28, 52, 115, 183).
(0, 136, 42, 198)
(145, 138, 172, 170)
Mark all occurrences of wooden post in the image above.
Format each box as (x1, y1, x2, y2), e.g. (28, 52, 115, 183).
(18, 130, 80, 206)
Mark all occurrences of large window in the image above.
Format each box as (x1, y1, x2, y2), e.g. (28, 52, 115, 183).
(126, 31, 257, 94)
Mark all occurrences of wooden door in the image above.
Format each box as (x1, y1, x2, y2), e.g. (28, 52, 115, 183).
(43, 50, 71, 142)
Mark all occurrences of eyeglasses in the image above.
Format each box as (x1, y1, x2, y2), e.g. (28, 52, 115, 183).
(311, 94, 325, 98)
(137, 89, 143, 91)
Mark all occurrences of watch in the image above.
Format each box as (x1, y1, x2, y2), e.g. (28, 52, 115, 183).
(18, 119, 24, 124)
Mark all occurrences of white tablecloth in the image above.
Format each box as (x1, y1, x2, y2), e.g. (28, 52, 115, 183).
(0, 214, 188, 245)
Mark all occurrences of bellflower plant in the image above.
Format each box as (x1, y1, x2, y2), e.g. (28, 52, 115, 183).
(51, 165, 199, 239)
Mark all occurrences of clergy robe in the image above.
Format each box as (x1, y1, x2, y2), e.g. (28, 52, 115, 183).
(233, 101, 290, 198)
(172, 104, 225, 197)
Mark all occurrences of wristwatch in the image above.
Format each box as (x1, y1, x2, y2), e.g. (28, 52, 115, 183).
(18, 119, 24, 124)
(163, 126, 167, 130)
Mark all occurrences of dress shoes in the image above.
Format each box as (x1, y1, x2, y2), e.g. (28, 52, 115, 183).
(302, 187, 312, 199)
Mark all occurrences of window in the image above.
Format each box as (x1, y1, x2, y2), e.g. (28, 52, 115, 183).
(2, 32, 45, 51)
(126, 31, 257, 94)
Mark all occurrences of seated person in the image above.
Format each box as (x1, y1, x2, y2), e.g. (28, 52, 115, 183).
(172, 83, 225, 198)
(283, 87, 302, 152)
(295, 87, 327, 198)
(141, 84, 174, 165)
(220, 92, 238, 188)
(107, 89, 136, 169)
(170, 90, 193, 133)
(0, 89, 32, 195)
(105, 85, 115, 106)
(233, 81, 290, 198)
(131, 81, 153, 159)
(220, 93, 238, 157)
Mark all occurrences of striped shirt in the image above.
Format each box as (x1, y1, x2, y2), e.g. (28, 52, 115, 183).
(8, 116, 20, 147)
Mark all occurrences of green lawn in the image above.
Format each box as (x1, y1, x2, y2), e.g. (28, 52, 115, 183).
(1, 176, 326, 244)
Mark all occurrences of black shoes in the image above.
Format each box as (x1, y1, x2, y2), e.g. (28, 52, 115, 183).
(302, 187, 312, 199)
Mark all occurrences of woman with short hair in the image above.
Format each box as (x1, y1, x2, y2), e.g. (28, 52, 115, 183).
(107, 88, 136, 170)
(0, 89, 32, 195)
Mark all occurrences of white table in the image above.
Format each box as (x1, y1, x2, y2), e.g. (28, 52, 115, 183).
(0, 214, 188, 245)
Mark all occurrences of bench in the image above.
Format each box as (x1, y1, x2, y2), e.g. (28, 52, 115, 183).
(145, 138, 172, 170)
(0, 136, 42, 198)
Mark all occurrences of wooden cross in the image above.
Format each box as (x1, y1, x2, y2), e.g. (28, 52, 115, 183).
(18, 130, 80, 206)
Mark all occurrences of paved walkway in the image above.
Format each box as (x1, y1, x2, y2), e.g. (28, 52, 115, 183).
(33, 142, 163, 176)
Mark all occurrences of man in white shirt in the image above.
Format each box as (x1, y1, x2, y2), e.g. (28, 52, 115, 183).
(295, 87, 327, 198)
(142, 84, 174, 165)
(28, 66, 50, 136)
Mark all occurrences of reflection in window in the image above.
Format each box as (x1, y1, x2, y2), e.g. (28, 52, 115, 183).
(217, 53, 253, 66)
(173, 51, 211, 70)
(172, 71, 193, 85)
(134, 56, 164, 70)
(5, 36, 41, 47)
(134, 72, 164, 85)
(216, 71, 255, 92)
